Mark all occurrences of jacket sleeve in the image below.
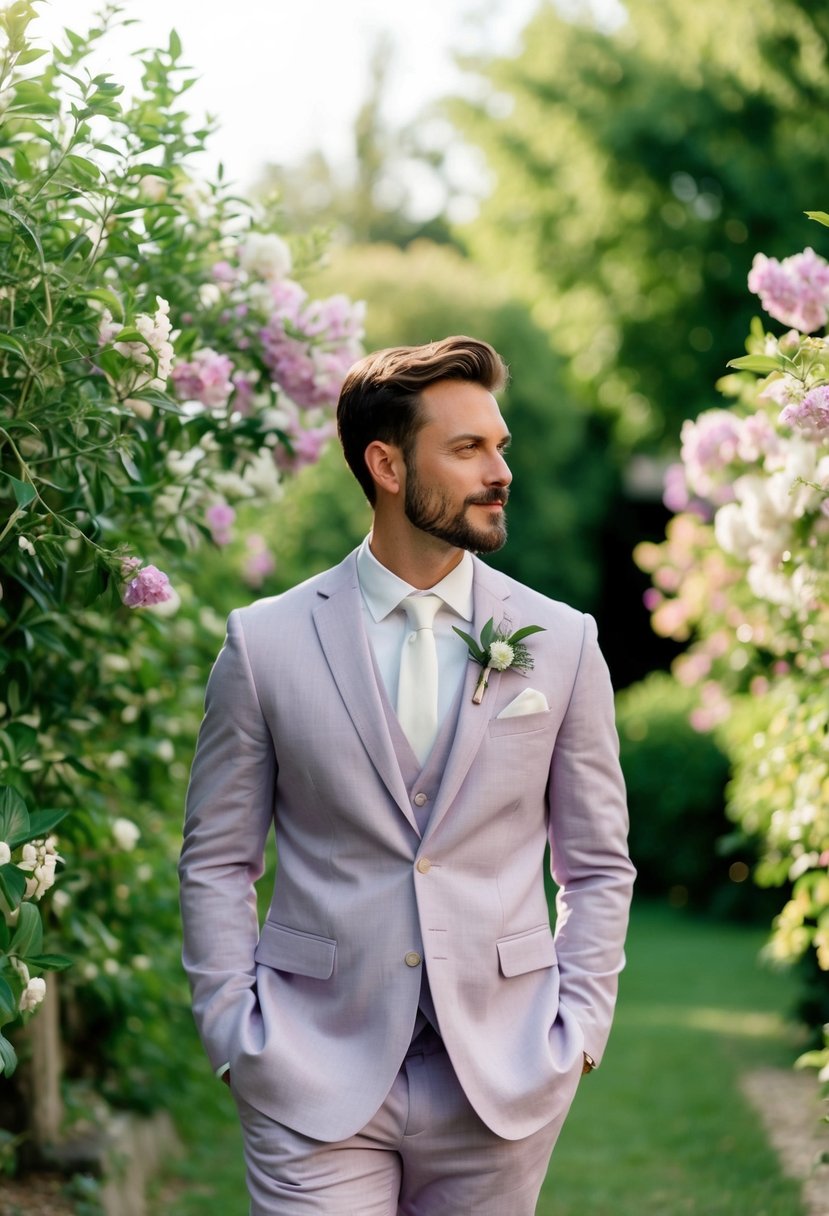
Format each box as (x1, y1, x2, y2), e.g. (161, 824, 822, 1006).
(547, 613, 635, 1065)
(178, 609, 277, 1071)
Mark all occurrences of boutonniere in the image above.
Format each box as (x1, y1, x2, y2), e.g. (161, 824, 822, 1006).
(453, 618, 546, 705)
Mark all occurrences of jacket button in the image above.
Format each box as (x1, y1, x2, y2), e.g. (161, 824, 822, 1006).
(413, 792, 428, 807)
(416, 857, 431, 874)
(404, 951, 422, 967)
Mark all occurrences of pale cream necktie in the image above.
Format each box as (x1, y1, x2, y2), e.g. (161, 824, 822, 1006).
(397, 594, 442, 765)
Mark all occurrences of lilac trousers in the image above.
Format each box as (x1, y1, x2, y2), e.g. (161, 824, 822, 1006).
(231, 1028, 568, 1215)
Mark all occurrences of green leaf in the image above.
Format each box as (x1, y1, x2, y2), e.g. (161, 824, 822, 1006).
(118, 450, 142, 482)
(0, 202, 45, 265)
(0, 978, 17, 1022)
(83, 288, 124, 320)
(2, 473, 36, 507)
(452, 626, 484, 661)
(0, 1033, 18, 1076)
(480, 618, 496, 651)
(0, 864, 26, 911)
(0, 333, 27, 357)
(0, 787, 28, 844)
(9, 80, 60, 115)
(19, 953, 73, 972)
(725, 355, 783, 374)
(169, 28, 182, 58)
(13, 146, 33, 181)
(64, 154, 101, 183)
(805, 211, 829, 228)
(16, 48, 49, 66)
(8, 808, 68, 849)
(0, 919, 8, 951)
(507, 625, 546, 644)
(10, 903, 42, 960)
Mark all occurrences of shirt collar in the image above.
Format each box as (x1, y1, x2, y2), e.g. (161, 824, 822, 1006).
(356, 535, 474, 624)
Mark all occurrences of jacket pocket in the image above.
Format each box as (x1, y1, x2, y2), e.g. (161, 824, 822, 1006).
(254, 921, 336, 979)
(488, 711, 551, 738)
(496, 925, 557, 977)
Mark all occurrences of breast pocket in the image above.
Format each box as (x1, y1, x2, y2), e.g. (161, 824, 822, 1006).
(254, 921, 337, 979)
(488, 710, 552, 739)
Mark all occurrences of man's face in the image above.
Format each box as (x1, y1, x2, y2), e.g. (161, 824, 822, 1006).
(402, 379, 512, 554)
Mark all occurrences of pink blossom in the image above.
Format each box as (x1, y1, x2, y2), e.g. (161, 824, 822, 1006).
(779, 384, 829, 435)
(680, 411, 742, 504)
(172, 348, 235, 409)
(211, 260, 238, 284)
(231, 370, 259, 416)
(243, 534, 276, 588)
(274, 422, 336, 473)
(205, 502, 236, 546)
(642, 588, 662, 611)
(663, 463, 690, 512)
(738, 411, 780, 461)
(260, 283, 364, 409)
(123, 564, 173, 608)
(748, 247, 829, 333)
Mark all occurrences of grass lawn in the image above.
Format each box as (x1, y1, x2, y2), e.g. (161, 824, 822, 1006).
(538, 902, 806, 1216)
(153, 901, 807, 1215)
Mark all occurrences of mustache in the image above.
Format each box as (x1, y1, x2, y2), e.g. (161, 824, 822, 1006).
(466, 489, 510, 507)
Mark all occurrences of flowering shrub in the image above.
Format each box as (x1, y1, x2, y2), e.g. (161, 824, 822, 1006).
(635, 214, 829, 1074)
(0, 0, 363, 1109)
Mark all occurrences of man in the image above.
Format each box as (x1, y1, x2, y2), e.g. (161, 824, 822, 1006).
(179, 336, 635, 1215)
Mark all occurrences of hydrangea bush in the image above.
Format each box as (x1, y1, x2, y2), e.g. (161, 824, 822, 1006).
(635, 214, 829, 1079)
(0, 0, 363, 1106)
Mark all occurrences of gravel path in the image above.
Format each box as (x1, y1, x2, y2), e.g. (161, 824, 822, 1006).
(742, 1067, 829, 1216)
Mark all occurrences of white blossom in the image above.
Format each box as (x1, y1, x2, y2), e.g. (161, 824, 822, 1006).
(111, 818, 140, 851)
(19, 976, 46, 1012)
(0, 842, 10, 865)
(239, 233, 292, 282)
(18, 837, 62, 900)
(489, 641, 515, 671)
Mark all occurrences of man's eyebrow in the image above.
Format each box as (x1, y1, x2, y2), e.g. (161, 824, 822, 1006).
(445, 432, 512, 444)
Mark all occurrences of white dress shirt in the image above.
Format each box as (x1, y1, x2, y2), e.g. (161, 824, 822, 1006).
(355, 536, 474, 732)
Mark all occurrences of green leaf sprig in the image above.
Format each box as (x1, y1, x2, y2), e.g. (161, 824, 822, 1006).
(453, 617, 545, 704)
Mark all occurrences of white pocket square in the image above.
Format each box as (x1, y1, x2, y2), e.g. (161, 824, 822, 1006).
(496, 688, 549, 719)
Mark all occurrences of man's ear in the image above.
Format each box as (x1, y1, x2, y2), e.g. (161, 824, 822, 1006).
(364, 441, 404, 498)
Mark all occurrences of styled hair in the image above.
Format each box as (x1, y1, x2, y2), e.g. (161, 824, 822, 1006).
(336, 335, 509, 504)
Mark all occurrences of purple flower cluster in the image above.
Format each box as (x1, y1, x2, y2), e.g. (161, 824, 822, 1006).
(274, 419, 338, 474)
(205, 502, 236, 546)
(122, 563, 173, 608)
(679, 409, 779, 505)
(780, 384, 829, 435)
(748, 247, 829, 333)
(260, 281, 364, 409)
(172, 348, 235, 409)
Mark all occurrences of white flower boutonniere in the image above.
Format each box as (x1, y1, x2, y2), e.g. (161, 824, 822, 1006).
(453, 618, 546, 705)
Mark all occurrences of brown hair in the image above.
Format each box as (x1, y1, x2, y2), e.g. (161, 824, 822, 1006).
(336, 335, 508, 504)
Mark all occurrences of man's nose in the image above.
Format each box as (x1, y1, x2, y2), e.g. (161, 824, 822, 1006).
(487, 450, 512, 485)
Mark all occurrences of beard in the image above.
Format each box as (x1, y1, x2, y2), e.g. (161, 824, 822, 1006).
(404, 464, 508, 554)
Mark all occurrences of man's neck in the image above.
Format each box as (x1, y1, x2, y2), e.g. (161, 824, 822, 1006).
(368, 524, 466, 591)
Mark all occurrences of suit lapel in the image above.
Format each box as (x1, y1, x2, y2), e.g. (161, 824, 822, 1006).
(424, 559, 512, 840)
(312, 556, 419, 834)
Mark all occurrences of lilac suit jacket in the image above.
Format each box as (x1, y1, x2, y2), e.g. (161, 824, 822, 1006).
(179, 551, 635, 1142)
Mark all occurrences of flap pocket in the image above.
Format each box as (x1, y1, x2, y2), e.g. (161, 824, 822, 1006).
(255, 921, 336, 979)
(497, 925, 557, 977)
